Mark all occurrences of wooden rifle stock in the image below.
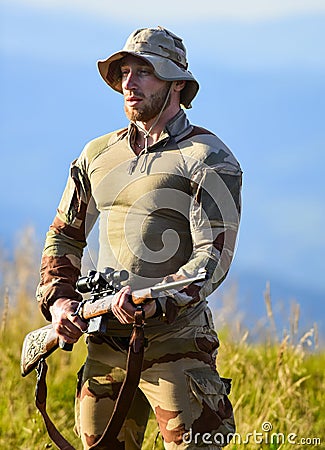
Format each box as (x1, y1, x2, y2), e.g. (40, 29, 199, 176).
(21, 270, 207, 376)
(21, 324, 60, 377)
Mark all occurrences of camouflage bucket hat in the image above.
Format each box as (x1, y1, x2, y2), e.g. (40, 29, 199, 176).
(97, 26, 199, 109)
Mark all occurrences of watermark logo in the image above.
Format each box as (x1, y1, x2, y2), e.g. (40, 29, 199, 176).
(261, 421, 273, 432)
(182, 421, 322, 446)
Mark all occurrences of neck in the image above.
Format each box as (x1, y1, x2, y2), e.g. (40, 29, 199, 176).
(135, 104, 181, 144)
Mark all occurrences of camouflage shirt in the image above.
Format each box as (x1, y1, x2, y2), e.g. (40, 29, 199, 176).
(37, 109, 242, 325)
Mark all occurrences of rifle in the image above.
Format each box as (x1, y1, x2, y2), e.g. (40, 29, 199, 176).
(21, 267, 207, 377)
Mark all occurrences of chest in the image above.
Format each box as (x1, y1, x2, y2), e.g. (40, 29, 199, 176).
(89, 142, 191, 212)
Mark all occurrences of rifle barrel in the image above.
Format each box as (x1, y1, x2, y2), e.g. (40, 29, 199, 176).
(149, 273, 207, 295)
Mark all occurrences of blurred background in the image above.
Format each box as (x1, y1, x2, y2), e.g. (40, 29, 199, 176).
(1, 0, 324, 343)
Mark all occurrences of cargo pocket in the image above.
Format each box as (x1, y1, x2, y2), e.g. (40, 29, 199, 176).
(184, 367, 235, 447)
(194, 326, 220, 364)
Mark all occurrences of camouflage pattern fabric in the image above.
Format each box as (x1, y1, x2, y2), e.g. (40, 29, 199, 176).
(75, 308, 235, 449)
(36, 108, 241, 449)
(36, 109, 242, 326)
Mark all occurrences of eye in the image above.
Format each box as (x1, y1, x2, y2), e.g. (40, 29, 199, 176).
(120, 68, 130, 78)
(138, 68, 152, 76)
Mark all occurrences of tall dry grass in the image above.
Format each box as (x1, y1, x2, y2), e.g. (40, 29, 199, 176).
(0, 228, 324, 449)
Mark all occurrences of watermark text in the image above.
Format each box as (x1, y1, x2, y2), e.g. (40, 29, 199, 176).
(182, 422, 322, 446)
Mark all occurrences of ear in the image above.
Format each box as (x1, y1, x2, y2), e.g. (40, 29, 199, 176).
(173, 80, 186, 92)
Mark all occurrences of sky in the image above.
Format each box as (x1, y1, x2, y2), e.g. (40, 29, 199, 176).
(1, 0, 324, 341)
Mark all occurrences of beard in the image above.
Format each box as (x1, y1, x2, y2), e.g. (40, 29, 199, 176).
(124, 83, 171, 122)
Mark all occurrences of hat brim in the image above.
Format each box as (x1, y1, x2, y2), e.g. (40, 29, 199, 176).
(97, 51, 199, 109)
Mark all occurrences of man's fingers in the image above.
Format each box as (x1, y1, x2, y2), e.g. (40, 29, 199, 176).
(67, 312, 88, 332)
(50, 298, 88, 342)
(55, 318, 83, 341)
(112, 286, 136, 323)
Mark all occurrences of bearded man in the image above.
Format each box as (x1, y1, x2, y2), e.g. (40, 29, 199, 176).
(36, 26, 242, 450)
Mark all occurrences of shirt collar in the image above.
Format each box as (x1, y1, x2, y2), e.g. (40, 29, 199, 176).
(128, 109, 192, 147)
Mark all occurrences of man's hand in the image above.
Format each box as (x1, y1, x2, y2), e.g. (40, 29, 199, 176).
(50, 298, 88, 344)
(111, 286, 157, 324)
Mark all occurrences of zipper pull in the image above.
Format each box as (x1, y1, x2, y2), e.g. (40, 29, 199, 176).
(128, 157, 138, 174)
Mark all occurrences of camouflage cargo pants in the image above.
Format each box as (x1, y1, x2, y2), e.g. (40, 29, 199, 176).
(75, 308, 235, 449)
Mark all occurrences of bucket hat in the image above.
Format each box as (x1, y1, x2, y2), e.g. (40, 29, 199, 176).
(97, 26, 199, 108)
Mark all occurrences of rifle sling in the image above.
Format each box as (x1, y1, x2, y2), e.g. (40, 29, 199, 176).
(35, 359, 76, 450)
(35, 308, 146, 450)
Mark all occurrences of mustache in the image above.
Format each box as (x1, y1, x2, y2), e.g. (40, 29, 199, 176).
(124, 90, 145, 99)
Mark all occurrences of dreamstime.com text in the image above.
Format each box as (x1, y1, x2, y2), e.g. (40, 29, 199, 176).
(182, 422, 322, 446)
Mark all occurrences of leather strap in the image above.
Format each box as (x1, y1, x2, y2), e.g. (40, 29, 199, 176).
(89, 308, 145, 449)
(35, 308, 146, 450)
(36, 359, 76, 450)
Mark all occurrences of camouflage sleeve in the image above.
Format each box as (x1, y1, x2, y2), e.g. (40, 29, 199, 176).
(36, 156, 98, 321)
(158, 153, 242, 320)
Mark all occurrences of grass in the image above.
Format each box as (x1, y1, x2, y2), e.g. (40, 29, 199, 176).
(0, 229, 324, 449)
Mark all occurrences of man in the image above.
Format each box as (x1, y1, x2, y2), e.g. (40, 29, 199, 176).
(36, 27, 242, 449)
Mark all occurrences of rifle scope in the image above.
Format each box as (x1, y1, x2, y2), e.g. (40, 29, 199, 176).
(76, 267, 129, 294)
